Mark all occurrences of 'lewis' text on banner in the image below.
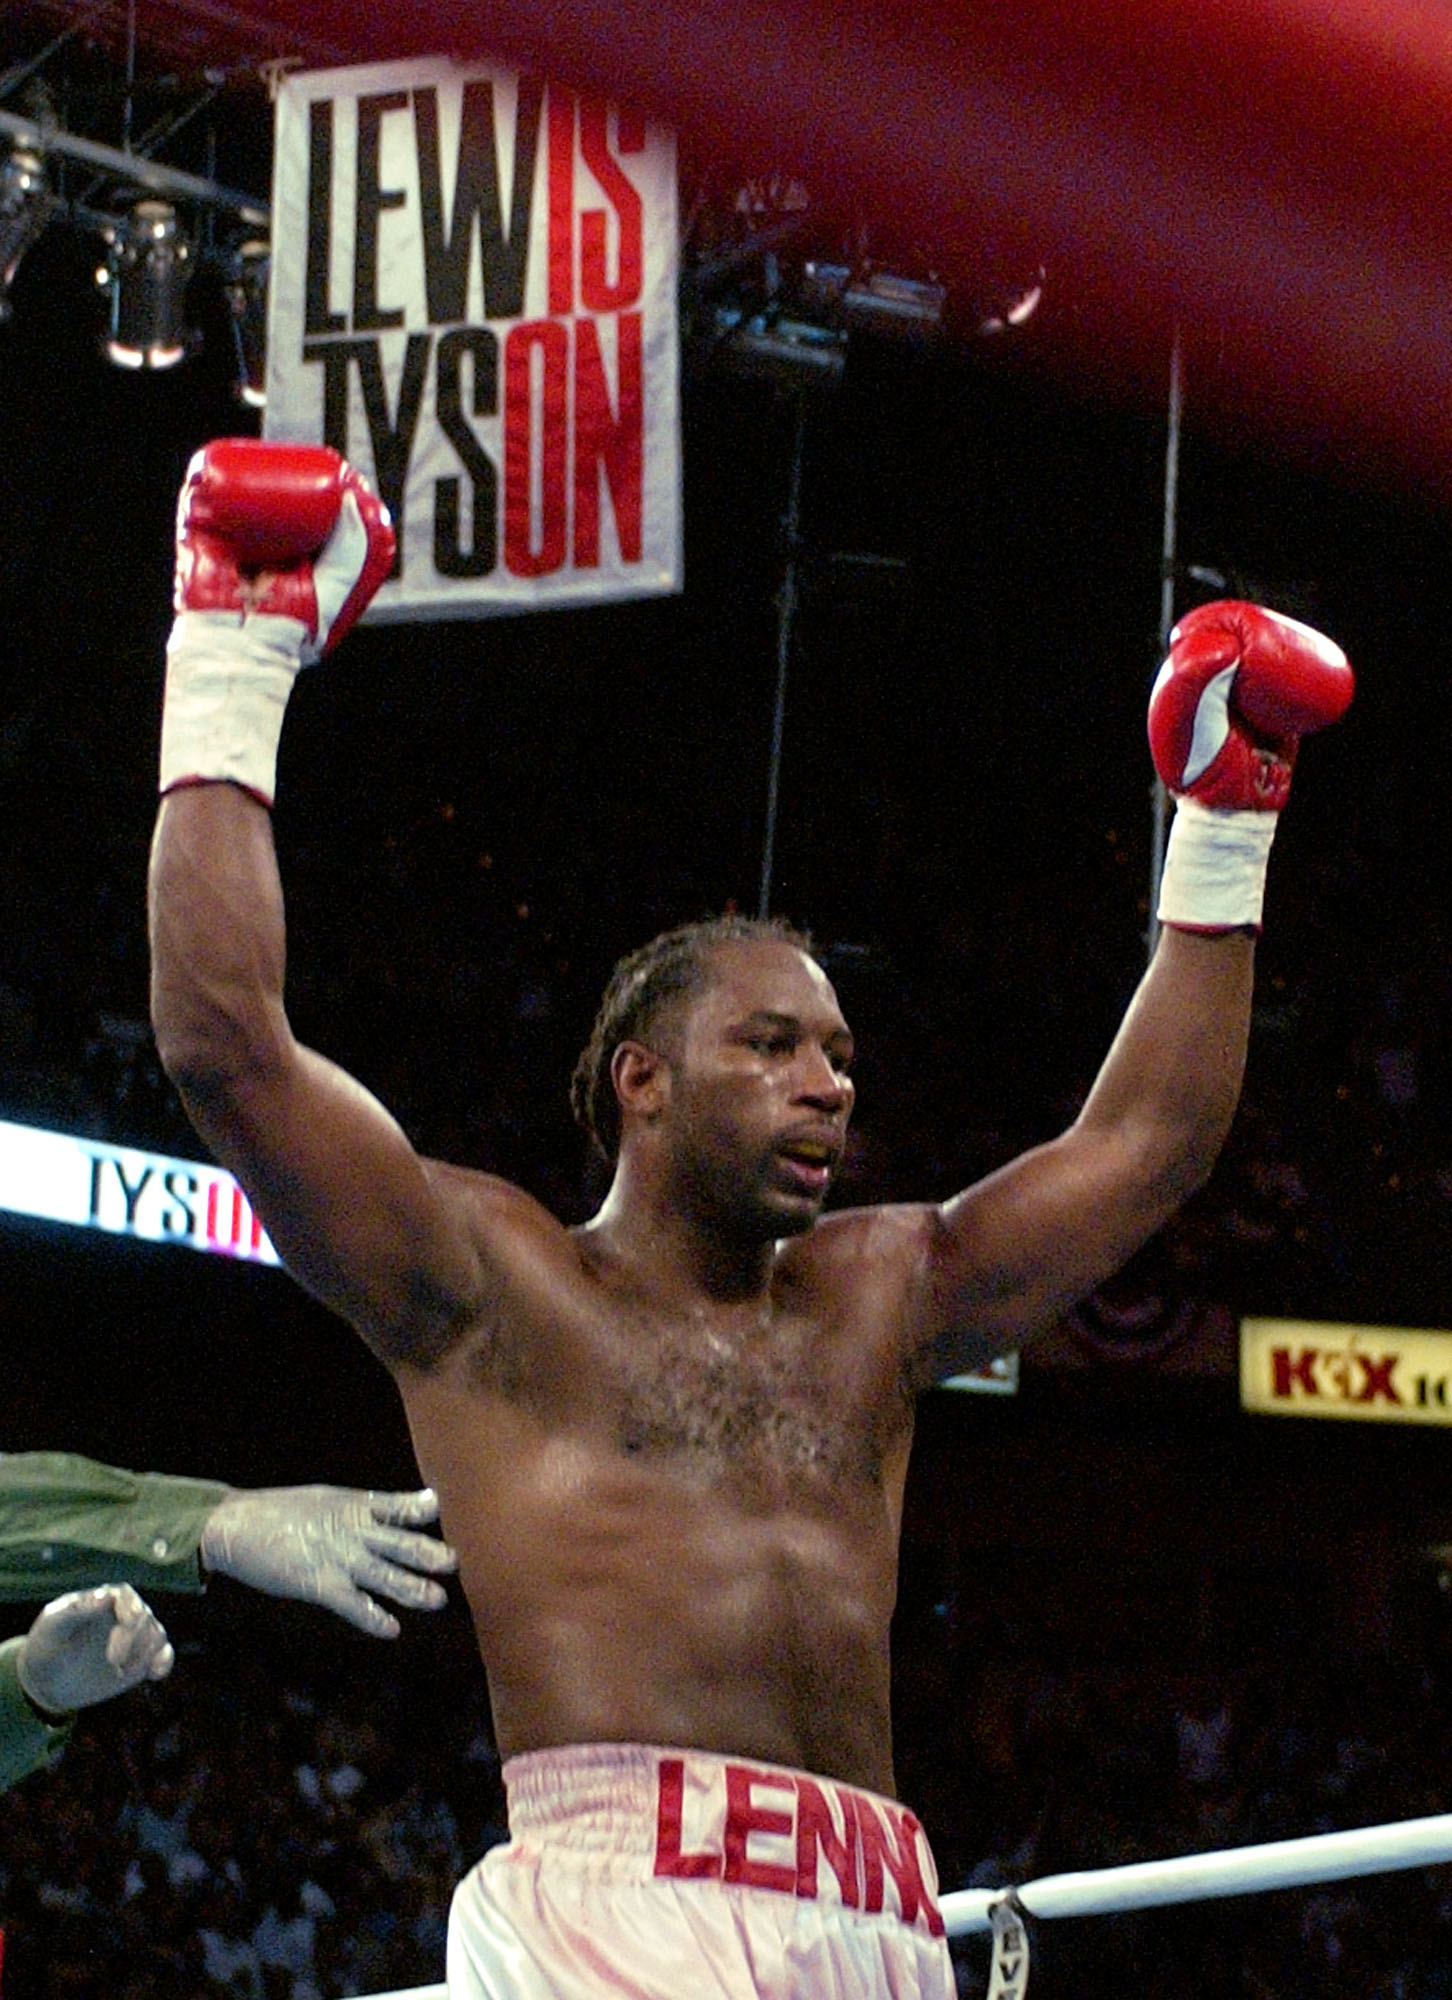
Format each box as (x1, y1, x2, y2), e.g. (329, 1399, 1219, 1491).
(265, 56, 681, 621)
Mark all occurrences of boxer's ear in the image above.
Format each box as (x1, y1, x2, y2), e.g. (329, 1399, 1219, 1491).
(612, 1040, 671, 1127)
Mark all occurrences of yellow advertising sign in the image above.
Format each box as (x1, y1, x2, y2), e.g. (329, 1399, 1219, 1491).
(1241, 1317, 1452, 1427)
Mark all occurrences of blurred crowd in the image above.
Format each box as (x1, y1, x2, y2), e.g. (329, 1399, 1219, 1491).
(4, 1532, 1452, 1998)
(0, 1609, 505, 2000)
(934, 1642, 1452, 1999)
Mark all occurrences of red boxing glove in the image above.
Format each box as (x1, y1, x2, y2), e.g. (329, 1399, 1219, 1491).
(174, 438, 395, 662)
(1148, 600, 1353, 812)
(161, 439, 395, 804)
(1150, 601, 1352, 933)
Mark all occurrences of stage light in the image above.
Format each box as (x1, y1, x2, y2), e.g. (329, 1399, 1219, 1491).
(96, 198, 198, 370)
(801, 261, 947, 340)
(703, 301, 847, 386)
(223, 235, 269, 407)
(979, 268, 1046, 336)
(0, 143, 58, 321)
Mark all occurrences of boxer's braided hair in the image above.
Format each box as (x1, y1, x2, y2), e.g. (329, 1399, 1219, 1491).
(571, 914, 816, 1163)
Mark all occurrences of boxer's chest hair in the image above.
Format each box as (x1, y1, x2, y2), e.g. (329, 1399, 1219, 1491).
(467, 1279, 906, 1486)
(607, 1308, 896, 1485)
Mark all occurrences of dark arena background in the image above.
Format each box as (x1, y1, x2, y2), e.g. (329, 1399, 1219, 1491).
(5, 2, 1452, 1995)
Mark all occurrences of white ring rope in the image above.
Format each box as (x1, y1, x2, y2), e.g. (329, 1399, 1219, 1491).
(351, 1811, 1452, 2000)
(941, 1808, 1452, 1934)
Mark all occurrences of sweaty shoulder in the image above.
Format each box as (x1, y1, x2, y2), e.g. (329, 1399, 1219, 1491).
(426, 1158, 587, 1278)
(777, 1199, 1005, 1388)
(776, 1200, 937, 1326)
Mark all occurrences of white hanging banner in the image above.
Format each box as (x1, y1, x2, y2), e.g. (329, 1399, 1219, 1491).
(265, 55, 681, 621)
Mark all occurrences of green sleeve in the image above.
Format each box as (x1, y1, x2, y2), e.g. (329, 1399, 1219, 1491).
(0, 1454, 231, 1599)
(0, 1636, 73, 1791)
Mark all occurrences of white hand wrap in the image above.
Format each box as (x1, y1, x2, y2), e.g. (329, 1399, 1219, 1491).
(1157, 796, 1278, 932)
(159, 610, 310, 806)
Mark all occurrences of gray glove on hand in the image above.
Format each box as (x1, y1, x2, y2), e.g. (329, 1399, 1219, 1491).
(199, 1485, 457, 1637)
(18, 1583, 175, 1716)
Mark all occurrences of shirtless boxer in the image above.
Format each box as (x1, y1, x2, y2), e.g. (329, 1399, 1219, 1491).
(146, 441, 1352, 1998)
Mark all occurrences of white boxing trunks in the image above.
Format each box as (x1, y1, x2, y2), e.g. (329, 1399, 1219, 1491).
(446, 1742, 954, 1999)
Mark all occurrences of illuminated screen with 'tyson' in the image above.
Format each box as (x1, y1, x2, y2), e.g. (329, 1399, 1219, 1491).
(0, 1117, 280, 1266)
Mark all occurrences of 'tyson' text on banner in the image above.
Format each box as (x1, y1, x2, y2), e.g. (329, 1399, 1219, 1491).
(265, 55, 681, 620)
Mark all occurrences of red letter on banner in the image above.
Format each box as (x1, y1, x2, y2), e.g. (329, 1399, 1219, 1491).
(1355, 1353, 1401, 1404)
(574, 313, 642, 566)
(1271, 1347, 1320, 1398)
(548, 87, 575, 315)
(503, 320, 569, 577)
(579, 101, 643, 312)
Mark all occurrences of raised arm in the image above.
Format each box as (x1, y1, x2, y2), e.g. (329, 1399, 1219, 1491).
(910, 601, 1353, 1375)
(148, 440, 486, 1362)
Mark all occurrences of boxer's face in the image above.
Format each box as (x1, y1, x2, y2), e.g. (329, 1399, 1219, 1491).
(661, 940, 855, 1239)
